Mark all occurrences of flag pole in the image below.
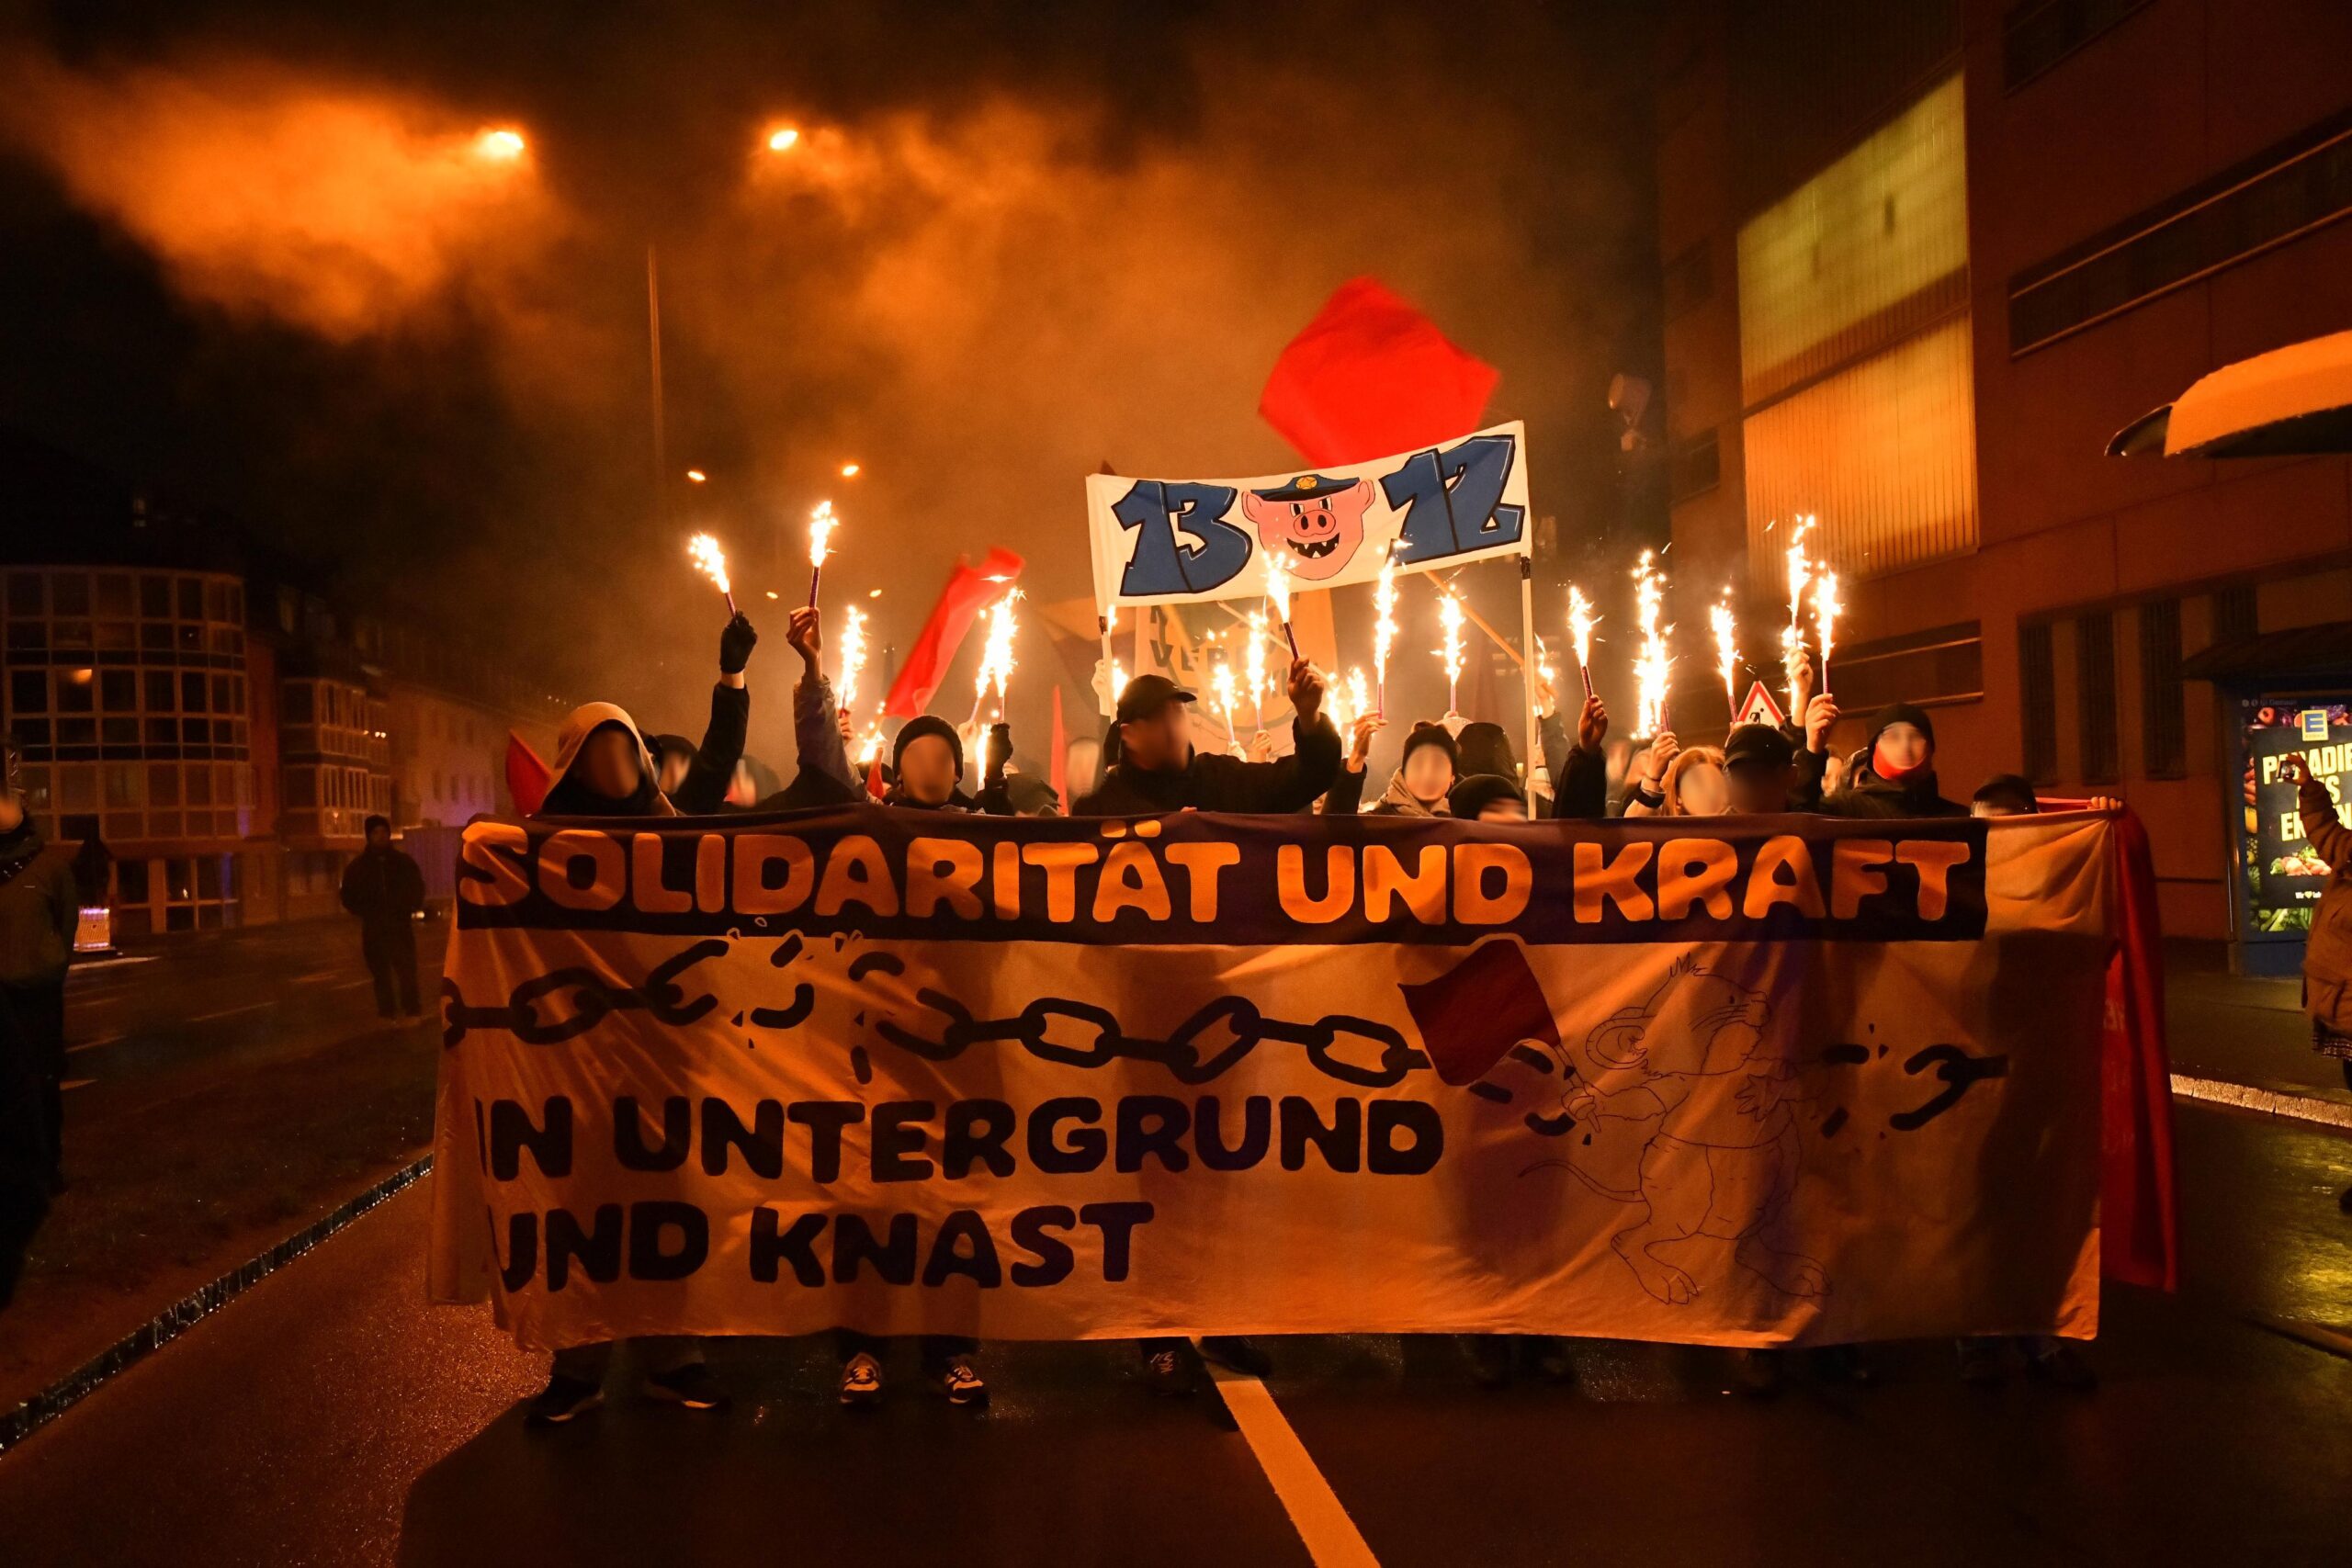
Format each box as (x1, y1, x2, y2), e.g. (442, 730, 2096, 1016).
(1519, 555, 1542, 811)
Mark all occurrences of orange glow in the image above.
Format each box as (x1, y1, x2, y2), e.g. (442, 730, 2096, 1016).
(867, 588, 882, 599)
(685, 468, 707, 482)
(475, 128, 526, 161)
(766, 126, 800, 152)
(840, 461, 861, 477)
(764, 589, 780, 600)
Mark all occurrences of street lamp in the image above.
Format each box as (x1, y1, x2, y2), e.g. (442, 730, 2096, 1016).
(840, 462, 861, 478)
(476, 129, 527, 161)
(766, 126, 801, 153)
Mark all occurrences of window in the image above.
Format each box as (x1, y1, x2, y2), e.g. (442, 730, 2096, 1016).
(51, 574, 90, 616)
(1663, 239, 1713, 320)
(96, 573, 133, 616)
(285, 770, 316, 807)
(9, 671, 44, 716)
(282, 683, 314, 724)
(2008, 109, 2352, 355)
(2021, 622, 2057, 784)
(176, 578, 203, 619)
(181, 671, 207, 713)
(6, 573, 42, 615)
(2003, 0, 2151, 91)
(148, 764, 179, 806)
(1819, 622, 1983, 714)
(144, 671, 175, 712)
(100, 670, 136, 712)
(56, 670, 95, 714)
(1668, 428, 1721, 504)
(2075, 612, 2118, 783)
(2138, 599, 2185, 778)
(101, 762, 140, 808)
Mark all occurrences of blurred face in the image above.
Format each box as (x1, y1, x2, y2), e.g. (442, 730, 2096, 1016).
(899, 735, 959, 804)
(1676, 761, 1728, 817)
(1874, 721, 1930, 775)
(1403, 746, 1453, 802)
(366, 823, 390, 850)
(1066, 737, 1102, 798)
(657, 750, 690, 795)
(1476, 795, 1527, 823)
(1724, 761, 1794, 816)
(580, 727, 641, 800)
(1118, 703, 1192, 773)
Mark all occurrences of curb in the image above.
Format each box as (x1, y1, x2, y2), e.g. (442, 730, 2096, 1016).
(0, 1156, 433, 1457)
(2170, 1074, 2352, 1131)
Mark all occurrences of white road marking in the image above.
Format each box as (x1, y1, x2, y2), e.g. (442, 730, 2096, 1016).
(188, 1002, 273, 1023)
(65, 1033, 126, 1055)
(1204, 1355, 1381, 1568)
(60, 1078, 95, 1092)
(2173, 1073, 2352, 1130)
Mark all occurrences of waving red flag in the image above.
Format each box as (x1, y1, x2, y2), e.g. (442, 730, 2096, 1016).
(883, 547, 1025, 718)
(504, 731, 551, 817)
(1259, 277, 1499, 466)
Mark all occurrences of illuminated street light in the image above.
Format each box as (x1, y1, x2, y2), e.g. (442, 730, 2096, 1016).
(840, 462, 861, 478)
(766, 126, 801, 152)
(867, 588, 882, 599)
(685, 468, 707, 483)
(476, 128, 527, 161)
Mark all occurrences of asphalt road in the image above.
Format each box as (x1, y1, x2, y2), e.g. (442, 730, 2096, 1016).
(0, 1103, 2345, 1566)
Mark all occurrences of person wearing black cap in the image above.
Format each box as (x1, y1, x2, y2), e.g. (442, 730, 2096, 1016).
(1448, 773, 1527, 822)
(1721, 723, 1801, 817)
(1794, 694, 1966, 818)
(1370, 721, 1459, 816)
(888, 716, 974, 809)
(1074, 661, 1338, 817)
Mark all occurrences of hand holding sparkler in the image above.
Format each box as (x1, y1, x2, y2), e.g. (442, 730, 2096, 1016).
(1285, 657, 1326, 727)
(689, 533, 737, 616)
(785, 605, 821, 672)
(806, 500, 838, 607)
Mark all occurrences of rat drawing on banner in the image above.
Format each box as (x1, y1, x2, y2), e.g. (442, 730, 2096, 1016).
(1239, 474, 1374, 581)
(1401, 942, 1828, 1309)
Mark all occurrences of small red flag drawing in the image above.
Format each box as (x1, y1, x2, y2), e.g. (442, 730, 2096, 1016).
(504, 731, 551, 817)
(1259, 277, 1499, 467)
(883, 547, 1025, 719)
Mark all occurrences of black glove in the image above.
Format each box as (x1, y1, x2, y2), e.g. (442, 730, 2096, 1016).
(985, 722, 1012, 781)
(718, 613, 757, 674)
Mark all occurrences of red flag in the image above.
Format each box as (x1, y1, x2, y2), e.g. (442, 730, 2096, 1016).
(865, 751, 887, 801)
(1259, 277, 1499, 466)
(2041, 799, 2181, 1290)
(1048, 685, 1069, 807)
(883, 547, 1025, 718)
(504, 730, 551, 817)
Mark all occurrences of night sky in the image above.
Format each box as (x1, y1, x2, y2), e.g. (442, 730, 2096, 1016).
(0, 0, 1660, 750)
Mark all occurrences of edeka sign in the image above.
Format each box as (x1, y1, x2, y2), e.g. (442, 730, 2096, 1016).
(429, 807, 2115, 1352)
(1083, 421, 1532, 610)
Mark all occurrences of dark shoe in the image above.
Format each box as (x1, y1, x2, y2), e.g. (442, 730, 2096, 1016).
(1461, 1334, 1514, 1389)
(934, 1357, 989, 1407)
(1731, 1348, 1783, 1398)
(2025, 1342, 2098, 1393)
(1956, 1337, 2006, 1386)
(1199, 1335, 1272, 1378)
(1140, 1344, 1200, 1395)
(839, 1351, 884, 1408)
(526, 1373, 605, 1427)
(641, 1361, 728, 1410)
(1809, 1344, 1874, 1387)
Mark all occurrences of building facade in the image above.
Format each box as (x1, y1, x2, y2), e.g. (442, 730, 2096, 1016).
(1657, 0, 2352, 960)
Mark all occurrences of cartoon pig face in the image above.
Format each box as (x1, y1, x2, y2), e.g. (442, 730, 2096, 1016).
(1241, 478, 1372, 581)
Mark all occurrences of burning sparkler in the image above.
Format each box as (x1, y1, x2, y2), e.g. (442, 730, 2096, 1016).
(1438, 592, 1465, 716)
(1781, 513, 1815, 707)
(1711, 586, 1738, 717)
(687, 533, 736, 615)
(1245, 611, 1270, 728)
(1634, 550, 1672, 737)
(836, 604, 867, 716)
(971, 591, 1021, 721)
(1263, 551, 1301, 660)
(1211, 660, 1241, 753)
(1345, 668, 1372, 735)
(1373, 551, 1398, 716)
(1815, 569, 1842, 696)
(1567, 583, 1597, 698)
(807, 499, 838, 607)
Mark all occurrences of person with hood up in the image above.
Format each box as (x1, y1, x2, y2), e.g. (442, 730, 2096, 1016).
(1075, 663, 1339, 818)
(1369, 721, 1458, 817)
(0, 733, 75, 1299)
(556, 615, 757, 818)
(1443, 680, 1610, 820)
(1791, 656, 1965, 818)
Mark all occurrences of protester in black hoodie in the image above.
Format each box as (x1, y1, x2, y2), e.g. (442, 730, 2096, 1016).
(0, 735, 75, 1301)
(1794, 696, 1967, 818)
(1076, 664, 1339, 817)
(337, 816, 425, 1021)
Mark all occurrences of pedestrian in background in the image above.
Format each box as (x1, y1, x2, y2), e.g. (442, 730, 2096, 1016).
(338, 816, 425, 1022)
(0, 732, 76, 1270)
(2281, 752, 2352, 1213)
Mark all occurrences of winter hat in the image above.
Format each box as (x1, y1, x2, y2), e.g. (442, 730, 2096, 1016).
(1453, 721, 1517, 783)
(893, 715, 965, 780)
(1868, 702, 1936, 754)
(1447, 773, 1524, 820)
(1401, 721, 1459, 769)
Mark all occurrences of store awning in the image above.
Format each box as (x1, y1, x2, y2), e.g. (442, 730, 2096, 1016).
(2180, 620, 2352, 683)
(2107, 330, 2352, 457)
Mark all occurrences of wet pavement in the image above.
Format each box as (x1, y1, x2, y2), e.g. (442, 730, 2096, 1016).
(0, 1101, 2345, 1565)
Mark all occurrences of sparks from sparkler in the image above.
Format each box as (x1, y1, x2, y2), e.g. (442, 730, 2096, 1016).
(1373, 551, 1398, 716)
(1345, 668, 1372, 734)
(1438, 592, 1465, 716)
(1244, 610, 1270, 729)
(1634, 550, 1672, 737)
(807, 499, 838, 606)
(836, 604, 867, 716)
(1211, 660, 1241, 753)
(1815, 569, 1842, 696)
(1566, 582, 1598, 698)
(1262, 550, 1301, 660)
(1781, 513, 1815, 705)
(971, 591, 1021, 721)
(687, 533, 736, 615)
(1711, 586, 1738, 717)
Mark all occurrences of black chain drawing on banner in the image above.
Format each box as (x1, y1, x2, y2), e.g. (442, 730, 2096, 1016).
(440, 939, 728, 1048)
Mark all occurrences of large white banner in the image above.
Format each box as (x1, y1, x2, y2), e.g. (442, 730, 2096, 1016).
(1086, 421, 1532, 610)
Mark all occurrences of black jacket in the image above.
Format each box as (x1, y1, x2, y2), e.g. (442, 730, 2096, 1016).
(670, 683, 750, 815)
(1075, 716, 1342, 816)
(1792, 749, 1967, 818)
(340, 845, 425, 933)
(0, 818, 76, 989)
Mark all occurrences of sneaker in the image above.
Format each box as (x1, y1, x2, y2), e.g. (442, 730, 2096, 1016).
(935, 1358, 989, 1407)
(1199, 1335, 1272, 1378)
(1956, 1337, 2006, 1387)
(839, 1351, 884, 1408)
(641, 1360, 728, 1410)
(1140, 1344, 1199, 1395)
(2024, 1342, 2098, 1393)
(526, 1373, 605, 1427)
